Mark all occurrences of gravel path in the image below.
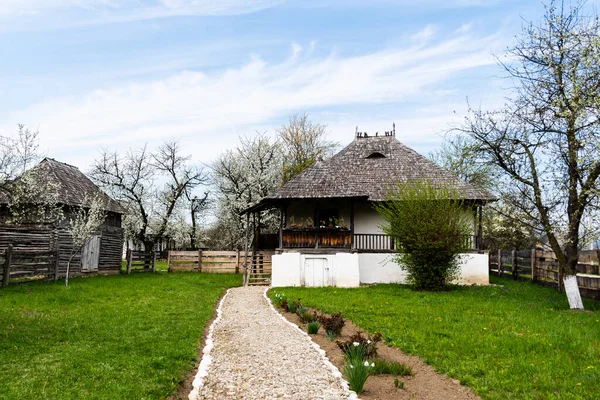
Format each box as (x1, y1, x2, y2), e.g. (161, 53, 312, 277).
(192, 286, 354, 400)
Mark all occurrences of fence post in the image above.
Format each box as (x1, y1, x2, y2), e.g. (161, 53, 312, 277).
(531, 248, 537, 282)
(511, 250, 517, 280)
(126, 249, 132, 274)
(235, 250, 240, 274)
(152, 252, 156, 273)
(497, 250, 503, 276)
(2, 244, 12, 287)
(54, 248, 60, 282)
(198, 250, 203, 273)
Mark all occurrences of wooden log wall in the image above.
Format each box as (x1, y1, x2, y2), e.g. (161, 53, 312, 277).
(167, 250, 273, 274)
(489, 248, 600, 300)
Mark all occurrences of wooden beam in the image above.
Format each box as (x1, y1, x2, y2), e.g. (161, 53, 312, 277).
(2, 244, 12, 287)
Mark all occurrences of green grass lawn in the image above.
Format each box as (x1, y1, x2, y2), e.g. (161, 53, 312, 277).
(270, 277, 600, 400)
(0, 271, 241, 400)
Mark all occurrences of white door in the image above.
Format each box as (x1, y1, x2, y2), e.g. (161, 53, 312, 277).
(304, 258, 331, 287)
(81, 234, 101, 272)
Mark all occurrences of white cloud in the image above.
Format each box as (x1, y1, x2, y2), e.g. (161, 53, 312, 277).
(1, 30, 503, 170)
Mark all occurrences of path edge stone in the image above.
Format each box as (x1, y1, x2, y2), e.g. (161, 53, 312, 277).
(263, 288, 359, 400)
(188, 288, 231, 400)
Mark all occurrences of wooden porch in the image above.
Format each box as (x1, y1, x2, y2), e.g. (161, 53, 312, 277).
(278, 229, 483, 252)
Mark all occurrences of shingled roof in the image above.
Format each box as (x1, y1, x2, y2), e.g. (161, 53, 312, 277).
(255, 135, 494, 209)
(7, 158, 124, 214)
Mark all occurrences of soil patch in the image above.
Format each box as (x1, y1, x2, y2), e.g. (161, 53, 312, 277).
(277, 307, 481, 400)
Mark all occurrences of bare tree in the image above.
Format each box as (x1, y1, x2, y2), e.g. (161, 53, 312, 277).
(277, 113, 337, 183)
(458, 1, 600, 308)
(90, 140, 208, 252)
(65, 195, 105, 286)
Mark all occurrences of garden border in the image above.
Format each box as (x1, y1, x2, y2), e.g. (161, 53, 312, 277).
(262, 288, 358, 400)
(187, 288, 231, 400)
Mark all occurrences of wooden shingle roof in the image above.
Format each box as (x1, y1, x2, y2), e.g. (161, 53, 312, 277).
(266, 135, 494, 203)
(20, 158, 124, 214)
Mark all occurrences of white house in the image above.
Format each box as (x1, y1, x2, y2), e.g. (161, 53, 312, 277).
(243, 129, 495, 287)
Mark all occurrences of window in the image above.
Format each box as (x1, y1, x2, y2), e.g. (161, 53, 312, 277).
(366, 152, 386, 159)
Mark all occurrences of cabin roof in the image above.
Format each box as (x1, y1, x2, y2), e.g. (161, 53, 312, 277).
(249, 135, 494, 212)
(4, 158, 125, 214)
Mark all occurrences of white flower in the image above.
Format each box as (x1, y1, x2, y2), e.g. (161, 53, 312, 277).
(349, 365, 354, 369)
(371, 362, 375, 367)
(364, 361, 370, 367)
(367, 340, 371, 344)
(353, 342, 360, 347)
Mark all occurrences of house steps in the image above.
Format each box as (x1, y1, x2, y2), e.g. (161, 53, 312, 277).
(247, 273, 271, 286)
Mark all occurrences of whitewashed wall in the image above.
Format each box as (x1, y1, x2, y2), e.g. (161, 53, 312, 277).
(272, 251, 488, 287)
(359, 252, 489, 285)
(272, 252, 360, 287)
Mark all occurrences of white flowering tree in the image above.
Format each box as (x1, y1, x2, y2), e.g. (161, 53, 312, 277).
(0, 125, 62, 224)
(211, 133, 282, 250)
(459, 1, 600, 309)
(65, 195, 106, 286)
(91, 140, 208, 253)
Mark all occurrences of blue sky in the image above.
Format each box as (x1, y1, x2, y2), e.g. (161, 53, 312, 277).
(0, 1, 568, 171)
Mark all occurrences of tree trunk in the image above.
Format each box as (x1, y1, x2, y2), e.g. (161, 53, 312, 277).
(562, 241, 584, 310)
(143, 240, 154, 269)
(563, 275, 584, 309)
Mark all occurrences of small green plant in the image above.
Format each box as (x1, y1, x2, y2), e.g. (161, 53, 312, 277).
(341, 341, 367, 361)
(287, 299, 302, 313)
(273, 292, 286, 307)
(296, 306, 308, 314)
(298, 309, 317, 324)
(371, 359, 413, 376)
(319, 312, 345, 336)
(344, 358, 374, 394)
(394, 378, 404, 389)
(326, 330, 337, 340)
(337, 331, 382, 359)
(280, 298, 289, 311)
(307, 321, 321, 334)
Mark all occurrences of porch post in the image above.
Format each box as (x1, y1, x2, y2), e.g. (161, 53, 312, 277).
(350, 200, 355, 250)
(477, 205, 483, 250)
(278, 207, 284, 249)
(243, 212, 250, 286)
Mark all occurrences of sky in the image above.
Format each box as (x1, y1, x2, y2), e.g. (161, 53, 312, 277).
(0, 0, 571, 173)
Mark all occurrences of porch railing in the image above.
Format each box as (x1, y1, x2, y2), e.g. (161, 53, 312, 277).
(281, 230, 482, 251)
(353, 234, 395, 251)
(282, 229, 351, 248)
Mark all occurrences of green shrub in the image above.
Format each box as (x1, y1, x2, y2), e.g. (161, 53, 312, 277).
(325, 330, 337, 340)
(371, 359, 412, 376)
(307, 321, 321, 334)
(374, 179, 472, 291)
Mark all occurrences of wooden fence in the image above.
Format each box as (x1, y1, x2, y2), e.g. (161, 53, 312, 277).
(1, 244, 59, 286)
(167, 250, 273, 274)
(489, 249, 600, 299)
(125, 249, 156, 274)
